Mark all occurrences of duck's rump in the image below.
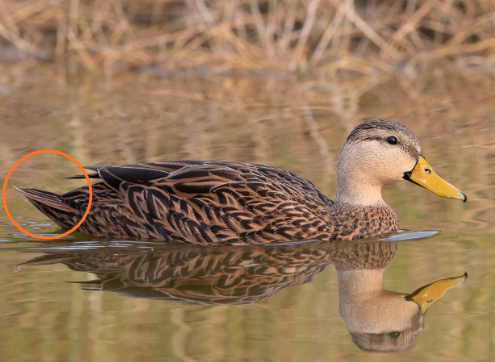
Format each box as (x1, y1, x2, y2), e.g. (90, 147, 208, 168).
(18, 160, 338, 244)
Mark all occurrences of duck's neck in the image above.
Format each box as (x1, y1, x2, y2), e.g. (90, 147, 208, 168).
(335, 178, 385, 206)
(335, 145, 387, 207)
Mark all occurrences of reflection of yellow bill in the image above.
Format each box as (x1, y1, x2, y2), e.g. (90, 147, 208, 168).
(404, 156, 466, 202)
(406, 272, 468, 314)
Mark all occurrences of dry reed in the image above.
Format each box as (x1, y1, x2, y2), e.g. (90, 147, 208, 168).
(0, 0, 494, 79)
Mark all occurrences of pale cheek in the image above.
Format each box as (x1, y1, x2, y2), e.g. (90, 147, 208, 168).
(382, 154, 415, 182)
(402, 157, 418, 173)
(383, 166, 404, 182)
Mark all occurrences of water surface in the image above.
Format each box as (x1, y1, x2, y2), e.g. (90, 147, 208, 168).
(1, 66, 494, 361)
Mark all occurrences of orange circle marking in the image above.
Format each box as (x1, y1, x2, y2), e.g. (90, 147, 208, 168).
(2, 150, 92, 240)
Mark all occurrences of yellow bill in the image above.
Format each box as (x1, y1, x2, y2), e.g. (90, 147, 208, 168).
(405, 272, 468, 314)
(404, 156, 466, 202)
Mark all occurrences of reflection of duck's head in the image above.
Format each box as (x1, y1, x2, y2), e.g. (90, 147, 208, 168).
(335, 242, 467, 353)
(339, 268, 425, 353)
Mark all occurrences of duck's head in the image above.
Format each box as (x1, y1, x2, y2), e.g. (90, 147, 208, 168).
(336, 120, 466, 206)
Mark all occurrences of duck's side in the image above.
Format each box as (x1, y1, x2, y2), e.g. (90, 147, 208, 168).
(17, 160, 397, 244)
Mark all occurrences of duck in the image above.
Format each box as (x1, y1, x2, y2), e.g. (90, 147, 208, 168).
(16, 119, 466, 245)
(19, 239, 468, 352)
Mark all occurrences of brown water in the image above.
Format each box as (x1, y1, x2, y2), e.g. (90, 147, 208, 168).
(1, 65, 495, 361)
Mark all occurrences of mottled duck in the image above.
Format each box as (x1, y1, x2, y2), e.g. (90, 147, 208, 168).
(17, 120, 466, 244)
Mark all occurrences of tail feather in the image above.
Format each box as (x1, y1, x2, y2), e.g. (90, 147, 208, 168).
(15, 187, 74, 212)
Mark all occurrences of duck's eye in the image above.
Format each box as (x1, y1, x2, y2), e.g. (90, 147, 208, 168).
(387, 136, 397, 145)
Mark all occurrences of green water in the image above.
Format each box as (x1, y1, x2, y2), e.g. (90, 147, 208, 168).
(1, 67, 494, 361)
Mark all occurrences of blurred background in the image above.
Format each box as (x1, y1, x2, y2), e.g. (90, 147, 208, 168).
(1, 1, 495, 361)
(1, 0, 495, 78)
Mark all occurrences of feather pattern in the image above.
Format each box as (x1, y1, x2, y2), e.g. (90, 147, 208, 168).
(18, 160, 398, 244)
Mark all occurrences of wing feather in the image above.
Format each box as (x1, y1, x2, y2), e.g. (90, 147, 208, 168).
(25, 160, 334, 244)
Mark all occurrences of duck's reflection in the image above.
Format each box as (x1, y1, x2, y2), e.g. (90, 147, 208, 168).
(20, 239, 466, 352)
(334, 245, 466, 352)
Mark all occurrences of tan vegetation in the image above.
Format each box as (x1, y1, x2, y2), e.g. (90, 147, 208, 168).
(0, 0, 494, 79)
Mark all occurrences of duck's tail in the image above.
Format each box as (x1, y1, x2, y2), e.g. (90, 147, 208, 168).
(14, 187, 78, 229)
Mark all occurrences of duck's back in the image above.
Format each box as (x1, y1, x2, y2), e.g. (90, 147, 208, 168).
(19, 161, 335, 245)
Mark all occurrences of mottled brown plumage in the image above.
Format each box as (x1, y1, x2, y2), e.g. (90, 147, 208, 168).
(17, 120, 450, 244)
